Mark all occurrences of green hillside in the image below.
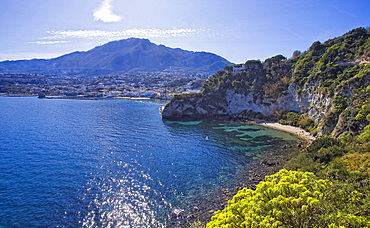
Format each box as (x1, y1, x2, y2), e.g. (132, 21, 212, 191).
(197, 28, 370, 227)
(199, 27, 370, 138)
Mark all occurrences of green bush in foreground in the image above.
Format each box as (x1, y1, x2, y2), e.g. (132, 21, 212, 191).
(207, 169, 369, 228)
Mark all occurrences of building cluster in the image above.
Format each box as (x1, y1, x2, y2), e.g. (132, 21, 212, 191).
(0, 72, 206, 99)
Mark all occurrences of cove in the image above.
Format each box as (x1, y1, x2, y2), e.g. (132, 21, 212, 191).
(0, 97, 299, 227)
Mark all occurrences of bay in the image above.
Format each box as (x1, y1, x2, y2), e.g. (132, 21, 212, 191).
(0, 97, 298, 227)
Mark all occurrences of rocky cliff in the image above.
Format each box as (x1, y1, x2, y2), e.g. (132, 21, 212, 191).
(163, 28, 370, 138)
(162, 81, 332, 122)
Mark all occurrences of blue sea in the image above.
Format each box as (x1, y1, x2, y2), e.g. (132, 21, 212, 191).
(0, 97, 298, 227)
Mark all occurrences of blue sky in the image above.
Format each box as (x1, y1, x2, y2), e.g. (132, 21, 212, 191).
(1, 0, 369, 63)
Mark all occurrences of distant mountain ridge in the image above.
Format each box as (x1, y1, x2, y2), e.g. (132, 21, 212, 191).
(0, 38, 232, 75)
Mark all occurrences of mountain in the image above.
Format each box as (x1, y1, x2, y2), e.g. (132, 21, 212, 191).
(0, 38, 232, 75)
(162, 27, 370, 138)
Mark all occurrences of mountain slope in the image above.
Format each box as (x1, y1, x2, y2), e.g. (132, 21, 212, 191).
(0, 38, 232, 75)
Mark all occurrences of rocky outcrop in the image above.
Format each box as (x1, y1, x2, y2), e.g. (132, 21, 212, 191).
(163, 28, 370, 138)
(163, 82, 332, 121)
(291, 83, 333, 123)
(162, 93, 228, 119)
(225, 89, 298, 115)
(162, 72, 370, 138)
(162, 80, 338, 138)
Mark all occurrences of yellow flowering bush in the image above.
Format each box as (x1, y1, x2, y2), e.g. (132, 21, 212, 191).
(207, 169, 369, 228)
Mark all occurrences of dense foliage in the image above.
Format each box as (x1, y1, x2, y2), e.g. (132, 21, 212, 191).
(205, 28, 370, 227)
(200, 28, 370, 138)
(202, 56, 290, 101)
(285, 133, 370, 178)
(291, 28, 370, 92)
(203, 28, 370, 98)
(278, 112, 317, 134)
(208, 169, 370, 228)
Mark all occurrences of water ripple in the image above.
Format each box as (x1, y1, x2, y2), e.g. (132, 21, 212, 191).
(0, 97, 299, 227)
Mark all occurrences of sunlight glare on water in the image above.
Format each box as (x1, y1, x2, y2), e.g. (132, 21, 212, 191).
(0, 97, 299, 227)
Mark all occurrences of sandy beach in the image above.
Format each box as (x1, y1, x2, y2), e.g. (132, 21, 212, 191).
(114, 96, 151, 100)
(186, 121, 316, 225)
(258, 122, 316, 141)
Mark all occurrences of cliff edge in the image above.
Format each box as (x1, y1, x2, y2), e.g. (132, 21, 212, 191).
(163, 28, 370, 138)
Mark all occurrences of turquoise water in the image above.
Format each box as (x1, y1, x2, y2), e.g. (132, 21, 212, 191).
(0, 97, 298, 227)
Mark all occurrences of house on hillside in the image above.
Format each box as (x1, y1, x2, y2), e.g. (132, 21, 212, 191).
(232, 64, 245, 73)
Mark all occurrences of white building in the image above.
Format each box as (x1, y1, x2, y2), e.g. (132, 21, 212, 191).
(232, 64, 245, 73)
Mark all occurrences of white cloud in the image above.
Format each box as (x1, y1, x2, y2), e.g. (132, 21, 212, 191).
(27, 41, 70, 45)
(27, 29, 200, 46)
(44, 28, 199, 40)
(93, 0, 122, 23)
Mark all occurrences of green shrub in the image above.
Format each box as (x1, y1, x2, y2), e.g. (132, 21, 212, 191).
(306, 137, 341, 155)
(207, 169, 370, 228)
(278, 112, 318, 132)
(314, 145, 346, 164)
(285, 153, 320, 173)
(357, 124, 370, 144)
(355, 104, 370, 121)
(323, 151, 370, 181)
(286, 137, 345, 175)
(279, 112, 302, 126)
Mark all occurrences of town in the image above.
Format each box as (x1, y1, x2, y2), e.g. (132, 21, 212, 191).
(0, 72, 207, 100)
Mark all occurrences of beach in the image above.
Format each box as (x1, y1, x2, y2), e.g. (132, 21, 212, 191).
(256, 122, 316, 142)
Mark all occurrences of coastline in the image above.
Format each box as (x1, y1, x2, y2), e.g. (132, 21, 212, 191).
(115, 97, 170, 104)
(114, 96, 151, 100)
(0, 95, 170, 104)
(255, 121, 316, 142)
(180, 139, 302, 227)
(174, 118, 313, 226)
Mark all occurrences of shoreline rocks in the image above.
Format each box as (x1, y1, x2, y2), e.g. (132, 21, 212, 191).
(173, 143, 301, 227)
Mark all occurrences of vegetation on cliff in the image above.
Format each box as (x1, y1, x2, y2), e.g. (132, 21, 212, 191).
(207, 134, 370, 227)
(291, 28, 370, 94)
(201, 28, 370, 227)
(198, 27, 370, 138)
(201, 55, 291, 101)
(277, 111, 317, 134)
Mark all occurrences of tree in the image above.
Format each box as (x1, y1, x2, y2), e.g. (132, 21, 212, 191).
(224, 65, 233, 73)
(292, 50, 302, 58)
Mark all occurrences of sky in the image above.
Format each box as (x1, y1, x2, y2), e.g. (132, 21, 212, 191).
(0, 0, 369, 64)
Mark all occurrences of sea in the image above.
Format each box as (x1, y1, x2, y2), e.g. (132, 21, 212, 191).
(0, 97, 299, 227)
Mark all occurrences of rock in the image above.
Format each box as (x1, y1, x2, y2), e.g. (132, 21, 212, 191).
(360, 179, 369, 186)
(162, 78, 335, 137)
(260, 159, 276, 166)
(187, 214, 195, 219)
(173, 208, 184, 216)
